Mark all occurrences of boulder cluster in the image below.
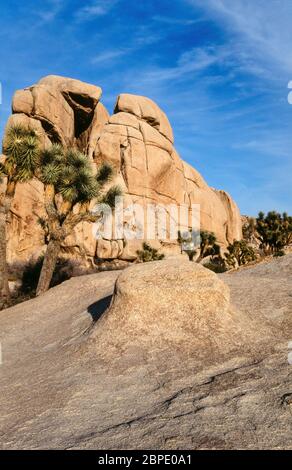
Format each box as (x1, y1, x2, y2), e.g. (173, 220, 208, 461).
(3, 75, 242, 264)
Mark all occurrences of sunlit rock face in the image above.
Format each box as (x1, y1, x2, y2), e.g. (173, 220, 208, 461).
(2, 75, 242, 264)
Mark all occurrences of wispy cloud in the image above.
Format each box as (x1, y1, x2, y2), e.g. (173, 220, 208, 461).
(36, 0, 64, 22)
(152, 15, 204, 26)
(90, 25, 165, 66)
(75, 0, 118, 21)
(137, 45, 229, 84)
(91, 49, 128, 64)
(189, 0, 292, 76)
(0, 0, 291, 214)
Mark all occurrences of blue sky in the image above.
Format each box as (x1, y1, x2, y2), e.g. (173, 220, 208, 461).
(0, 0, 291, 215)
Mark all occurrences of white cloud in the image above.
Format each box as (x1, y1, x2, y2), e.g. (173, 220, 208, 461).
(75, 0, 118, 21)
(139, 45, 229, 84)
(189, 0, 292, 76)
(91, 49, 128, 64)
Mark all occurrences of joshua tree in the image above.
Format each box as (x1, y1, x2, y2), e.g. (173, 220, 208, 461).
(225, 240, 257, 268)
(256, 211, 292, 255)
(0, 125, 40, 304)
(35, 144, 121, 296)
(136, 242, 165, 262)
(197, 230, 220, 263)
(178, 229, 220, 262)
(242, 216, 257, 244)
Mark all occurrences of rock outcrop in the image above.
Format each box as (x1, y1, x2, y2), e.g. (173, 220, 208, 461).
(2, 75, 242, 264)
(93, 259, 269, 367)
(0, 256, 291, 449)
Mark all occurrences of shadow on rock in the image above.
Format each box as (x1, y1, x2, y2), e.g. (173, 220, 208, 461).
(87, 295, 112, 322)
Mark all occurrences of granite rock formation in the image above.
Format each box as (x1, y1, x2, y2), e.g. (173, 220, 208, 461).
(2, 75, 242, 264)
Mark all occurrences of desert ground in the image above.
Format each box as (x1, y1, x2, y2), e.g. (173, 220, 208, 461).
(0, 255, 291, 450)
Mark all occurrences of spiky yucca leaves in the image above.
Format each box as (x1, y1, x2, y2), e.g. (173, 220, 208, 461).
(0, 124, 40, 302)
(136, 242, 165, 263)
(96, 161, 113, 185)
(178, 229, 220, 262)
(2, 125, 40, 182)
(225, 240, 257, 268)
(99, 185, 122, 208)
(39, 145, 121, 213)
(199, 231, 219, 257)
(39, 147, 118, 206)
(36, 145, 122, 296)
(256, 211, 292, 255)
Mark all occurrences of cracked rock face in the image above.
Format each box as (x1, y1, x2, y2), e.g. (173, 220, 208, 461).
(2, 75, 242, 264)
(0, 256, 291, 450)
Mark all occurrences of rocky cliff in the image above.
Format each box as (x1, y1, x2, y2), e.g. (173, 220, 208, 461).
(2, 75, 242, 264)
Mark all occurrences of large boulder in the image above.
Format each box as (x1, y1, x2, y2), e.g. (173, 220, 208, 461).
(2, 76, 242, 265)
(0, 256, 290, 449)
(92, 259, 271, 368)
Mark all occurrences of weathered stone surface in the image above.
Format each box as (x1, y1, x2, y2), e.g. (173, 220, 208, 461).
(115, 93, 174, 143)
(0, 256, 291, 450)
(94, 94, 242, 256)
(94, 260, 243, 363)
(2, 76, 242, 264)
(12, 89, 34, 115)
(6, 179, 46, 263)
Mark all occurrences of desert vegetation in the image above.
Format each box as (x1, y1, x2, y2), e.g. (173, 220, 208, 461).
(1, 126, 291, 310)
(244, 211, 292, 256)
(35, 144, 121, 295)
(136, 242, 165, 262)
(0, 126, 40, 306)
(0, 124, 121, 307)
(178, 214, 291, 273)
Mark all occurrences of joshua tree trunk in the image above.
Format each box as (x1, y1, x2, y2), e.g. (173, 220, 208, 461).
(36, 238, 61, 296)
(0, 186, 15, 305)
(0, 209, 9, 304)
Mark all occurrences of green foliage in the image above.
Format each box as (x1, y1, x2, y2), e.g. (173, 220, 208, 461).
(38, 145, 121, 207)
(178, 229, 221, 262)
(99, 185, 122, 208)
(2, 125, 40, 182)
(40, 147, 94, 203)
(273, 250, 285, 257)
(225, 240, 257, 268)
(96, 161, 113, 185)
(199, 231, 220, 259)
(19, 257, 89, 294)
(136, 242, 165, 262)
(256, 211, 292, 255)
(242, 216, 257, 244)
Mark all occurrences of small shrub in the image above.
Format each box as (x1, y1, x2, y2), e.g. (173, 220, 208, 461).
(225, 240, 257, 268)
(273, 250, 285, 257)
(21, 257, 44, 294)
(0, 257, 93, 311)
(136, 242, 165, 262)
(20, 256, 90, 295)
(178, 229, 220, 262)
